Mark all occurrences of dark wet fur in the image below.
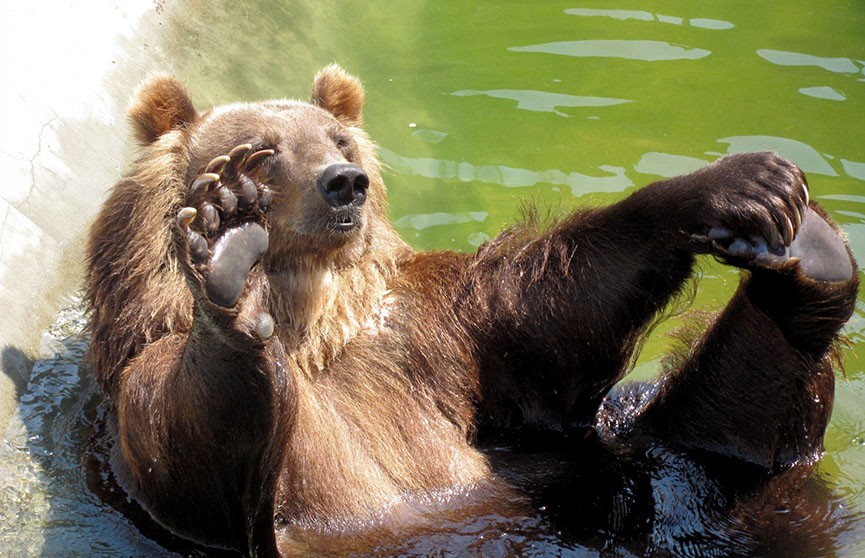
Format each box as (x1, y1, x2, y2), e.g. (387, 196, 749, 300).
(85, 67, 858, 557)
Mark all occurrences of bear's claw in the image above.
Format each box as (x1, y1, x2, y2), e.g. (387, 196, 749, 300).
(178, 144, 275, 307)
(205, 155, 230, 174)
(693, 207, 853, 282)
(191, 173, 219, 195)
(684, 152, 813, 263)
(177, 206, 197, 228)
(228, 143, 253, 161)
(245, 148, 275, 169)
(177, 207, 210, 264)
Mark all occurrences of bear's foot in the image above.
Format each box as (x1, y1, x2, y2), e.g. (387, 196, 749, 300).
(177, 144, 273, 308)
(698, 206, 853, 282)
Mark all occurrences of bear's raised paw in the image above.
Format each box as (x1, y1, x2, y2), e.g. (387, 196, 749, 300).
(176, 144, 273, 308)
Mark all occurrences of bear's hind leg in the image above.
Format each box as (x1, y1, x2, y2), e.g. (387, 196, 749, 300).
(631, 205, 858, 470)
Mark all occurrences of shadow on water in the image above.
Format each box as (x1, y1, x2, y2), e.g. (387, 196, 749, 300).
(0, 297, 241, 557)
(2, 347, 33, 406)
(0, 2, 257, 550)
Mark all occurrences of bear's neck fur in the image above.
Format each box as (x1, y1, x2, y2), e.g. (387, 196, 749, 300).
(265, 222, 411, 376)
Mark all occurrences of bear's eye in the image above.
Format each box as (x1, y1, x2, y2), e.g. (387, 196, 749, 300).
(334, 135, 353, 154)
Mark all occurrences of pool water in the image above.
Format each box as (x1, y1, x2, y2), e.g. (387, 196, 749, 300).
(3, 1, 865, 556)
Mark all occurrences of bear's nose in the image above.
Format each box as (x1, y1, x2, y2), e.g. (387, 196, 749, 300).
(318, 163, 369, 207)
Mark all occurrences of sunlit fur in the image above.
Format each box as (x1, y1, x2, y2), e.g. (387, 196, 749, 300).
(85, 66, 858, 557)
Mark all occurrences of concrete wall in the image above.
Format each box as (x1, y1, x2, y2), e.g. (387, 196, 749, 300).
(0, 1, 172, 429)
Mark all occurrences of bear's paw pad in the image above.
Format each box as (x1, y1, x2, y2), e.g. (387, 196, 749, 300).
(176, 144, 274, 307)
(699, 208, 853, 282)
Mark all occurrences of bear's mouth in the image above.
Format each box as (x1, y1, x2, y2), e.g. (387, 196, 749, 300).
(336, 215, 356, 231)
(330, 208, 362, 233)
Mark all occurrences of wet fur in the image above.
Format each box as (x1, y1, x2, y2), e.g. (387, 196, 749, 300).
(85, 66, 858, 556)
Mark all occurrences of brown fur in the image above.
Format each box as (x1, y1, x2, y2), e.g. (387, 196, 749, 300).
(128, 75, 198, 145)
(311, 63, 364, 127)
(85, 65, 858, 556)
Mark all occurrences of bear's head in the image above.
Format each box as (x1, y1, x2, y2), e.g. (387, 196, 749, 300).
(127, 64, 396, 270)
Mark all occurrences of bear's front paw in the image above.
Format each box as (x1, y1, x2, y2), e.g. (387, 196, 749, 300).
(177, 144, 273, 308)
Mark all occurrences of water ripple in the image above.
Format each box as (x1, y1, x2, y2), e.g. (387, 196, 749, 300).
(757, 49, 861, 74)
(841, 160, 865, 182)
(799, 86, 847, 101)
(634, 152, 708, 177)
(378, 146, 633, 196)
(565, 8, 734, 30)
(716, 135, 838, 176)
(394, 212, 488, 231)
(509, 40, 711, 62)
(452, 89, 632, 117)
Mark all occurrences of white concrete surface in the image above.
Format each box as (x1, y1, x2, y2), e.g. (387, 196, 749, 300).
(0, 1, 172, 428)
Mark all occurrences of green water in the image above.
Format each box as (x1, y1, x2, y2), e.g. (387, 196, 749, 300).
(3, 1, 865, 556)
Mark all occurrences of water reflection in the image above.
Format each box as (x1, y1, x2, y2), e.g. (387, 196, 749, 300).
(756, 49, 862, 75)
(633, 152, 707, 178)
(394, 211, 489, 231)
(841, 160, 865, 182)
(378, 146, 634, 196)
(0, 300, 174, 556)
(452, 89, 632, 117)
(509, 40, 711, 62)
(564, 8, 735, 30)
(820, 195, 865, 206)
(799, 86, 847, 101)
(717, 135, 838, 176)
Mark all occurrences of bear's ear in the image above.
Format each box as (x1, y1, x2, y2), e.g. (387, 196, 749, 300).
(311, 64, 364, 127)
(128, 75, 198, 146)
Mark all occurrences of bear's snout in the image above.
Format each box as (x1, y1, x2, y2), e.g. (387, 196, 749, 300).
(318, 163, 369, 207)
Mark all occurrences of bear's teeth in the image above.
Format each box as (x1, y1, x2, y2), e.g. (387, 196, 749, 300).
(335, 215, 356, 231)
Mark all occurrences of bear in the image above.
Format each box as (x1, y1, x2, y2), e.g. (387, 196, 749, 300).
(85, 64, 858, 557)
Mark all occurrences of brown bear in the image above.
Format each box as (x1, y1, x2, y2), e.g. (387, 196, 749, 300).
(85, 64, 858, 556)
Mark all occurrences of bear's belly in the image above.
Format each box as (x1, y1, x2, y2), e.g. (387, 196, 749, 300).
(271, 376, 495, 536)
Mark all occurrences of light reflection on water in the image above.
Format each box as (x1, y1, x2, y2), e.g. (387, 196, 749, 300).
(508, 40, 712, 62)
(0, 299, 172, 557)
(756, 49, 863, 75)
(379, 146, 634, 197)
(841, 160, 865, 181)
(4, 0, 865, 555)
(394, 211, 489, 231)
(717, 136, 839, 176)
(564, 8, 735, 30)
(452, 89, 633, 117)
(633, 152, 707, 178)
(800, 86, 848, 101)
